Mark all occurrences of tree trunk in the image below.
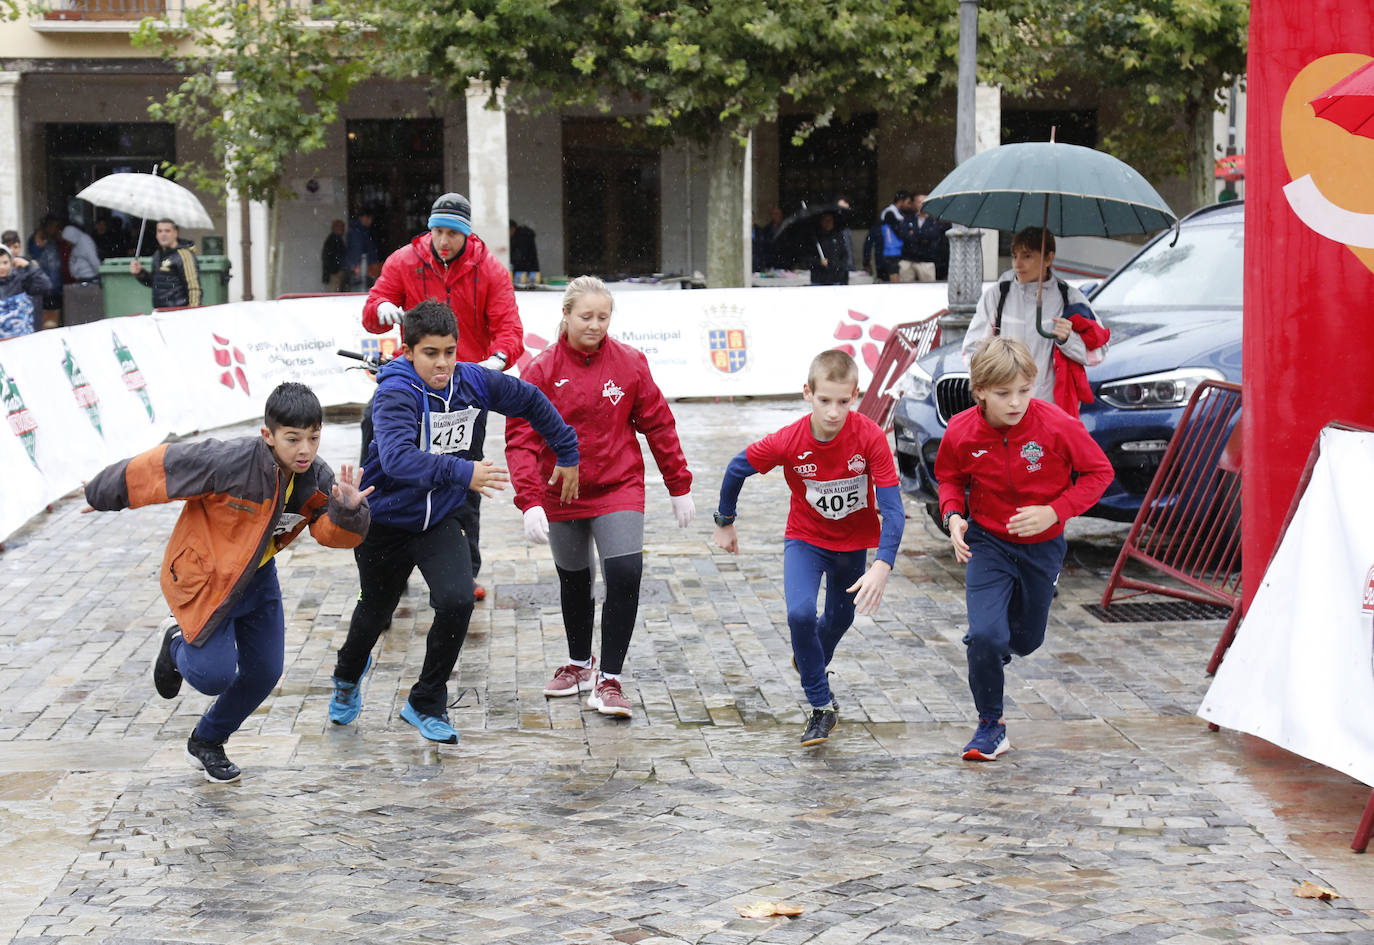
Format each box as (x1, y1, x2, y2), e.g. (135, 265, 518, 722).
(705, 129, 747, 288)
(267, 198, 280, 300)
(1184, 99, 1214, 215)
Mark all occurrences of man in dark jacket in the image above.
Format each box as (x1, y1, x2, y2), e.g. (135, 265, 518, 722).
(130, 219, 202, 308)
(321, 219, 347, 291)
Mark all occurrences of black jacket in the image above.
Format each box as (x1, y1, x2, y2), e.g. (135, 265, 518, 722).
(135, 238, 201, 308)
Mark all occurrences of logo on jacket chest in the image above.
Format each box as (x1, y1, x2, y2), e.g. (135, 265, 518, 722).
(602, 379, 624, 406)
(847, 453, 866, 475)
(1020, 440, 1044, 472)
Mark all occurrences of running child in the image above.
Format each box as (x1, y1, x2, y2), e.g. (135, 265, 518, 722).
(84, 382, 372, 782)
(506, 275, 695, 718)
(935, 337, 1113, 761)
(328, 299, 579, 744)
(713, 349, 904, 746)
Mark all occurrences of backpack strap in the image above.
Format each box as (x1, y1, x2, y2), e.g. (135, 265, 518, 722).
(993, 279, 1012, 335)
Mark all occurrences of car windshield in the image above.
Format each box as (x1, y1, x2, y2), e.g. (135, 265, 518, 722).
(1090, 219, 1244, 310)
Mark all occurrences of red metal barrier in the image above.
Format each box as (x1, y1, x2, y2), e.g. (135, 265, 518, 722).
(1100, 380, 1244, 669)
(856, 313, 942, 433)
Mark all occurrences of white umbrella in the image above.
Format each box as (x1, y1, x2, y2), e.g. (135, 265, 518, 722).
(76, 172, 214, 230)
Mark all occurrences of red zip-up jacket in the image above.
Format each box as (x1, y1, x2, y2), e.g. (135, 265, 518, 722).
(362, 232, 524, 365)
(935, 397, 1113, 543)
(505, 334, 692, 521)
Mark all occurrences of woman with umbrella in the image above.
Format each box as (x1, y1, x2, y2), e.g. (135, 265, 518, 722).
(960, 226, 1108, 417)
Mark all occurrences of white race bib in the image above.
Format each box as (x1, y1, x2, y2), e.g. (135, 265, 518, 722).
(804, 474, 869, 520)
(273, 512, 306, 538)
(427, 407, 479, 455)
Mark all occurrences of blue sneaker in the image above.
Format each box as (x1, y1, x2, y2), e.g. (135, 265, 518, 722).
(400, 702, 459, 744)
(961, 718, 1010, 761)
(328, 655, 372, 726)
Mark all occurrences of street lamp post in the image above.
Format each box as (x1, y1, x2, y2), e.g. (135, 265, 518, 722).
(942, 0, 982, 349)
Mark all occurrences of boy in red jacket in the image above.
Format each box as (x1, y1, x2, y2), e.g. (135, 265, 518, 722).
(934, 338, 1113, 761)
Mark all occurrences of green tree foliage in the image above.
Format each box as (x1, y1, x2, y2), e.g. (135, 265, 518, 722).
(132, 1, 373, 293)
(373, 0, 948, 285)
(987, 0, 1249, 211)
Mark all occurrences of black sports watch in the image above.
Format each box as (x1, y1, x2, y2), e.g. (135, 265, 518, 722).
(943, 510, 963, 531)
(713, 512, 736, 527)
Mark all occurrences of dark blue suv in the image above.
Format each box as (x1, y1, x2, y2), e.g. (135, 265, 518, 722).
(892, 200, 1244, 527)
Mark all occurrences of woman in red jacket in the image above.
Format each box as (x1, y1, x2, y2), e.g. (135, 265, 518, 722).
(505, 276, 695, 717)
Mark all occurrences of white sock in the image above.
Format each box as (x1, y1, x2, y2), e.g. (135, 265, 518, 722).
(569, 657, 592, 669)
(600, 671, 621, 682)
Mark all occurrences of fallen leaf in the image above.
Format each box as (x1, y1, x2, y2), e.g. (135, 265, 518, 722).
(735, 900, 804, 918)
(1293, 881, 1340, 900)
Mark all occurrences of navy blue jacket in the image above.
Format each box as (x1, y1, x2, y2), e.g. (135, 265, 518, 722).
(363, 356, 579, 532)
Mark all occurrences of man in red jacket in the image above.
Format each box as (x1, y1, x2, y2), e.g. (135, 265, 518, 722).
(935, 337, 1114, 762)
(361, 192, 525, 598)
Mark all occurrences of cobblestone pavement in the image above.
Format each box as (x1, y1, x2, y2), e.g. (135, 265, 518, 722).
(1, 399, 1370, 944)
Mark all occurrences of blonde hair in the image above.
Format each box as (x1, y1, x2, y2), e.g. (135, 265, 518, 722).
(968, 337, 1037, 399)
(807, 349, 859, 391)
(558, 275, 613, 336)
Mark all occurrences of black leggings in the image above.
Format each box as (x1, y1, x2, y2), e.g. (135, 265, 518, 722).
(556, 554, 644, 676)
(334, 514, 475, 716)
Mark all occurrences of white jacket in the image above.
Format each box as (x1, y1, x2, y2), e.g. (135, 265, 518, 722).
(962, 270, 1098, 404)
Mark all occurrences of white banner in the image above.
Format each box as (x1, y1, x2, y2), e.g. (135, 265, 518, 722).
(1199, 427, 1374, 787)
(0, 283, 955, 540)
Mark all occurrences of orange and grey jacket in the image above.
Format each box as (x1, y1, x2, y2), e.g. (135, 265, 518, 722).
(85, 436, 370, 646)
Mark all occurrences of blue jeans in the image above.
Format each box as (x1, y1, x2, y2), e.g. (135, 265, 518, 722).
(172, 561, 285, 743)
(963, 523, 1065, 720)
(784, 539, 868, 708)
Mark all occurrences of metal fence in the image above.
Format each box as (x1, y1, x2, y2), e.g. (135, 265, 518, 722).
(1099, 380, 1244, 674)
(856, 313, 942, 433)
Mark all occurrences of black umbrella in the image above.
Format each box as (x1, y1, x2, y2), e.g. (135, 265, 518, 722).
(773, 200, 852, 268)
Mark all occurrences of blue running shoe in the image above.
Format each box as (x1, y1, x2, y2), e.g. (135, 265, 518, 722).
(400, 702, 459, 744)
(961, 718, 1010, 761)
(328, 655, 372, 726)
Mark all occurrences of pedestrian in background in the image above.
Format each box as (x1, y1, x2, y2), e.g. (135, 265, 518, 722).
(322, 219, 347, 292)
(345, 209, 379, 290)
(713, 350, 904, 747)
(0, 244, 51, 339)
(28, 216, 69, 327)
(809, 211, 852, 286)
(509, 219, 541, 285)
(507, 276, 695, 718)
(935, 337, 1113, 761)
(130, 219, 202, 309)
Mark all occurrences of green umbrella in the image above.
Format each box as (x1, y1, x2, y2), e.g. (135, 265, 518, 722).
(923, 141, 1175, 236)
(924, 141, 1175, 338)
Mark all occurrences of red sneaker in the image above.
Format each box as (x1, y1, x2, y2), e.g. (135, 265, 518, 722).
(543, 657, 595, 697)
(587, 674, 632, 718)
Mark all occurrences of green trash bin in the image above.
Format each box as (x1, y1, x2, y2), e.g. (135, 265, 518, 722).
(99, 257, 152, 318)
(197, 255, 230, 307)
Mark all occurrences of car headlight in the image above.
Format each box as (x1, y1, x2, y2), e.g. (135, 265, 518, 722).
(900, 361, 934, 403)
(1097, 368, 1225, 409)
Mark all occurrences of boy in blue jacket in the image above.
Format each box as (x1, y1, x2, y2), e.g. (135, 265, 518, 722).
(329, 300, 580, 744)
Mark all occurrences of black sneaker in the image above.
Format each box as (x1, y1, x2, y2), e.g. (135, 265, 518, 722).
(185, 733, 241, 783)
(800, 708, 837, 747)
(152, 618, 183, 699)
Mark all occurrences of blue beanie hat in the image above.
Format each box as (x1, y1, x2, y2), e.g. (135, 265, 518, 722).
(429, 192, 472, 235)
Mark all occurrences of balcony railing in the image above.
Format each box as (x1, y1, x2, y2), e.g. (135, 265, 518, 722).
(32, 0, 329, 31)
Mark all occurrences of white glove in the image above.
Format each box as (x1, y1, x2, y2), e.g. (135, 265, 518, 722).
(477, 355, 506, 371)
(376, 301, 403, 326)
(670, 492, 695, 529)
(523, 506, 549, 544)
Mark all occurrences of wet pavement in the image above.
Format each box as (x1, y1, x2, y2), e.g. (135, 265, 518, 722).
(0, 398, 1370, 944)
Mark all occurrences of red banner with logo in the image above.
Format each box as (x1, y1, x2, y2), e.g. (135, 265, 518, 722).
(1243, 2, 1374, 604)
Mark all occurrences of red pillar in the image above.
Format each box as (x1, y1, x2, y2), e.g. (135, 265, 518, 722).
(1243, 4, 1374, 605)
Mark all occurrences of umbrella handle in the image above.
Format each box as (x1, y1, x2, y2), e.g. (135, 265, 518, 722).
(1034, 300, 1057, 339)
